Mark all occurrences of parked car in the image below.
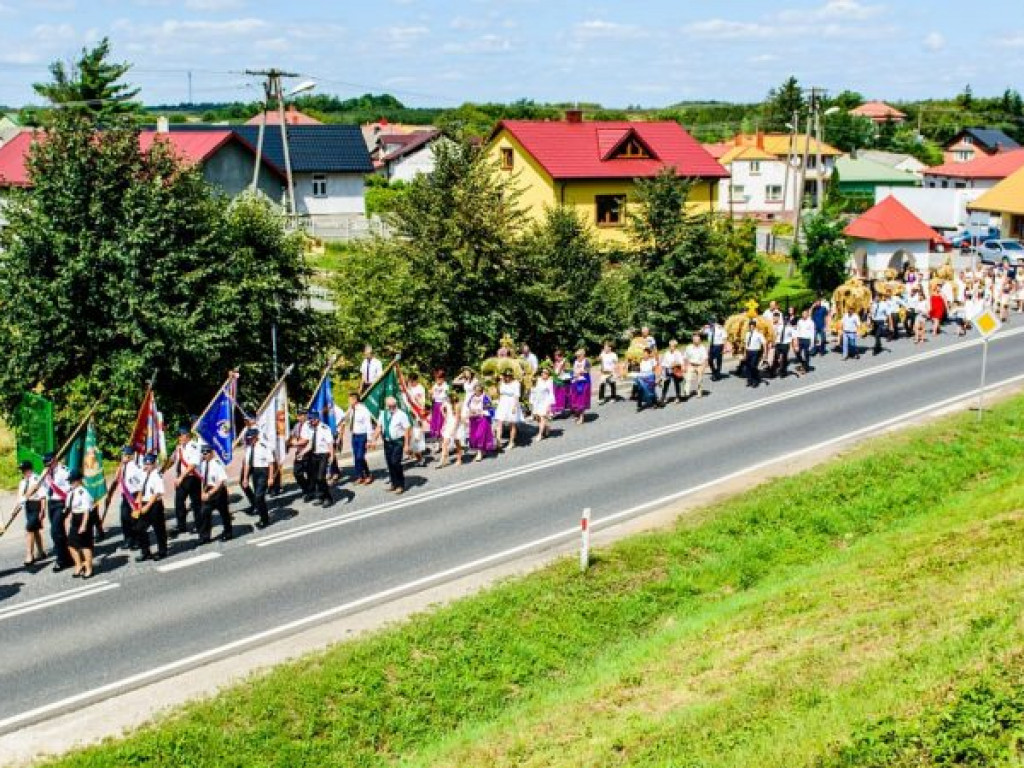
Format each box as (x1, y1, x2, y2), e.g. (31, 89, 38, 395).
(977, 239, 1024, 265)
(951, 226, 999, 251)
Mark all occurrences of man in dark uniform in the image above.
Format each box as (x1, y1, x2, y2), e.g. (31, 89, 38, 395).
(288, 411, 311, 501)
(41, 452, 74, 573)
(115, 446, 144, 551)
(170, 427, 202, 538)
(135, 453, 169, 562)
(241, 427, 276, 529)
(305, 411, 335, 507)
(198, 443, 232, 543)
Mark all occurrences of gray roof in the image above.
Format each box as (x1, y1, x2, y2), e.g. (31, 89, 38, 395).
(958, 128, 1020, 152)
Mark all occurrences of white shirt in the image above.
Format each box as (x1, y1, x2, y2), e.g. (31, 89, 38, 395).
(122, 460, 145, 496)
(745, 329, 766, 351)
(522, 353, 538, 373)
(360, 357, 383, 386)
(796, 318, 815, 340)
(405, 383, 426, 410)
(779, 325, 796, 345)
(44, 464, 71, 502)
(140, 469, 165, 503)
(660, 350, 683, 371)
(346, 403, 374, 435)
(18, 473, 46, 504)
(67, 486, 93, 514)
(639, 358, 656, 374)
(174, 440, 203, 477)
(842, 313, 861, 333)
(243, 440, 276, 470)
(199, 457, 228, 490)
(599, 351, 618, 373)
(707, 324, 727, 346)
(640, 335, 656, 351)
(431, 381, 449, 403)
(684, 344, 708, 365)
(381, 409, 411, 441)
(304, 422, 334, 454)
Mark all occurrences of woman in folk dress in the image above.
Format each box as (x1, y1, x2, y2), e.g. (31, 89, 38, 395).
(569, 348, 591, 424)
(436, 391, 465, 468)
(552, 350, 570, 417)
(429, 369, 449, 444)
(530, 367, 555, 439)
(493, 370, 523, 449)
(466, 383, 495, 462)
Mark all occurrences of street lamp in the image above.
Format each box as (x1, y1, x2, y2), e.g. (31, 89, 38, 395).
(288, 80, 317, 98)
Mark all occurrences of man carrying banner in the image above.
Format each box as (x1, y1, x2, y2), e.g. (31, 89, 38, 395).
(41, 452, 74, 573)
(241, 427, 275, 529)
(304, 411, 335, 506)
(288, 411, 311, 500)
(371, 396, 411, 495)
(198, 443, 232, 543)
(170, 427, 202, 539)
(135, 454, 169, 562)
(116, 446, 144, 551)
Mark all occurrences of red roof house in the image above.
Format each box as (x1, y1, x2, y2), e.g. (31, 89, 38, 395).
(844, 195, 950, 276)
(0, 131, 37, 187)
(850, 101, 907, 124)
(244, 106, 322, 126)
(487, 112, 726, 241)
(923, 148, 1024, 188)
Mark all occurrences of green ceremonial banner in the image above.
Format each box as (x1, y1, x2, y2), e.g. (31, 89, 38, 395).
(360, 365, 408, 420)
(67, 420, 107, 503)
(14, 392, 54, 472)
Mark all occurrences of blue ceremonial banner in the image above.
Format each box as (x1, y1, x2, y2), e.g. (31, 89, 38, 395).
(311, 374, 337, 434)
(198, 378, 237, 463)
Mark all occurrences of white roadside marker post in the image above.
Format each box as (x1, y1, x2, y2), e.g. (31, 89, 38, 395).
(580, 507, 592, 573)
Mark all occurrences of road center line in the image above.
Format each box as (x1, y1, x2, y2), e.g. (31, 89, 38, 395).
(2, 374, 1019, 735)
(155, 552, 222, 573)
(252, 328, 1024, 548)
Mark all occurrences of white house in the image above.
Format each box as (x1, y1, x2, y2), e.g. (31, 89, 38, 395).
(376, 129, 442, 183)
(845, 196, 951, 276)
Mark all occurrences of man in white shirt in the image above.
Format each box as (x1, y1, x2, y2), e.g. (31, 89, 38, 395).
(704, 316, 727, 381)
(771, 316, 796, 378)
(659, 340, 685, 405)
(744, 320, 766, 388)
(359, 346, 383, 394)
(42, 452, 74, 572)
(639, 326, 657, 353)
(598, 342, 620, 404)
(242, 427, 277, 529)
(683, 333, 709, 398)
(871, 297, 890, 356)
(795, 310, 815, 374)
(198, 443, 232, 543)
(372, 397, 411, 494)
(762, 300, 780, 321)
(288, 412, 312, 500)
(113, 446, 145, 551)
(341, 392, 375, 485)
(135, 453, 169, 562)
(841, 309, 861, 360)
(520, 344, 539, 374)
(304, 410, 336, 506)
(171, 427, 203, 539)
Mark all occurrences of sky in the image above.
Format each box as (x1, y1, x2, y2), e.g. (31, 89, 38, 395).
(0, 0, 1020, 109)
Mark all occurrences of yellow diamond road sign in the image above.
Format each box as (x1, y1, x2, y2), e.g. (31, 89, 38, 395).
(974, 309, 1001, 339)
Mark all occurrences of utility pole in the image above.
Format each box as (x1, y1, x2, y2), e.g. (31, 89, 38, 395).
(793, 110, 813, 249)
(809, 87, 827, 211)
(246, 69, 301, 221)
(781, 108, 799, 222)
(187, 71, 193, 106)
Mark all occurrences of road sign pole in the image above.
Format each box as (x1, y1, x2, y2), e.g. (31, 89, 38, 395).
(580, 507, 591, 573)
(978, 339, 988, 422)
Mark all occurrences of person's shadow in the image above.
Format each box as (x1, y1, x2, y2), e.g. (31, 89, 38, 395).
(0, 581, 24, 603)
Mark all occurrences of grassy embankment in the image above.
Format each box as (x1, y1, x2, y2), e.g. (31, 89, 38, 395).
(43, 395, 1024, 768)
(0, 420, 20, 491)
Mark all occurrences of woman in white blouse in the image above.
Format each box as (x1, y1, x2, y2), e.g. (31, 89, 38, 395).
(493, 371, 523, 449)
(530, 368, 555, 439)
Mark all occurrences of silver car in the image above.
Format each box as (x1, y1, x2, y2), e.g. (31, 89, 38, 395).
(977, 239, 1024, 266)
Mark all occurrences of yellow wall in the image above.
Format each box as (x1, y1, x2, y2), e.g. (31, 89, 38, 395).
(486, 128, 720, 245)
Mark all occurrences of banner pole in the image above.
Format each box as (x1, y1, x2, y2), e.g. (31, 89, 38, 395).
(232, 364, 294, 450)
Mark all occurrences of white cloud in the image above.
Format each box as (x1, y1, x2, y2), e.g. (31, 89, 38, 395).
(684, 19, 775, 40)
(779, 0, 884, 22)
(449, 16, 482, 31)
(184, 0, 245, 10)
(572, 19, 648, 39)
(32, 23, 77, 41)
(442, 33, 513, 54)
(382, 25, 429, 50)
(923, 31, 945, 52)
(998, 34, 1024, 48)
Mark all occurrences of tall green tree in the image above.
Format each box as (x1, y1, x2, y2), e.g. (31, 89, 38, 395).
(0, 111, 321, 443)
(762, 76, 806, 133)
(628, 170, 729, 336)
(718, 219, 778, 309)
(793, 208, 851, 293)
(32, 37, 141, 120)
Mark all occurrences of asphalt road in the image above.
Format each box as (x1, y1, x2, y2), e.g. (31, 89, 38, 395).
(1, 326, 1022, 732)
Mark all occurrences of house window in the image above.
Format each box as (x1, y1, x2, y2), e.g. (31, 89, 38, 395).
(963, 136, 973, 145)
(500, 147, 514, 170)
(614, 138, 650, 159)
(312, 174, 328, 198)
(941, 180, 949, 189)
(766, 185, 783, 202)
(730, 184, 745, 199)
(595, 194, 626, 226)
(806, 156, 817, 170)
(749, 161, 761, 174)
(955, 181, 967, 189)
(954, 150, 973, 162)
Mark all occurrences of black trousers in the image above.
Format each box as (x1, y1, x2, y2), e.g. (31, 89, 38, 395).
(796, 339, 812, 371)
(310, 453, 332, 503)
(384, 441, 405, 491)
(135, 500, 168, 557)
(174, 475, 201, 533)
(873, 319, 887, 353)
(120, 498, 138, 548)
(199, 488, 231, 541)
(598, 378, 617, 401)
(247, 468, 270, 525)
(709, 344, 724, 379)
(293, 454, 311, 497)
(47, 500, 73, 567)
(270, 462, 282, 495)
(660, 374, 683, 402)
(771, 343, 790, 378)
(745, 350, 762, 386)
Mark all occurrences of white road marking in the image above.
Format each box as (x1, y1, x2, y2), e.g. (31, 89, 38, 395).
(0, 581, 119, 624)
(155, 552, 222, 573)
(2, 374, 1020, 734)
(252, 327, 1024, 548)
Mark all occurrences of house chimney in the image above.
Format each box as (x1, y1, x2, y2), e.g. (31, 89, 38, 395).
(157, 116, 169, 134)
(566, 108, 584, 124)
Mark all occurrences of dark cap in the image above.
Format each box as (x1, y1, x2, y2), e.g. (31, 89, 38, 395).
(69, 469, 84, 483)
(121, 445, 135, 456)
(42, 452, 55, 464)
(177, 426, 190, 436)
(200, 443, 214, 454)
(245, 428, 260, 439)
(19, 460, 33, 472)
(307, 410, 320, 420)
(143, 453, 157, 465)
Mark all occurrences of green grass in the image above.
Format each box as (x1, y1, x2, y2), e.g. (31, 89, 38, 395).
(305, 241, 356, 275)
(0, 419, 20, 491)
(41, 396, 1024, 768)
(766, 259, 817, 309)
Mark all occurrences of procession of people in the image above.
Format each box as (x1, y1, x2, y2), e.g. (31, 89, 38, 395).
(5, 256, 1015, 578)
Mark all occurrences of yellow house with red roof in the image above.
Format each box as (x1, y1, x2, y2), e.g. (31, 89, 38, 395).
(485, 110, 728, 243)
